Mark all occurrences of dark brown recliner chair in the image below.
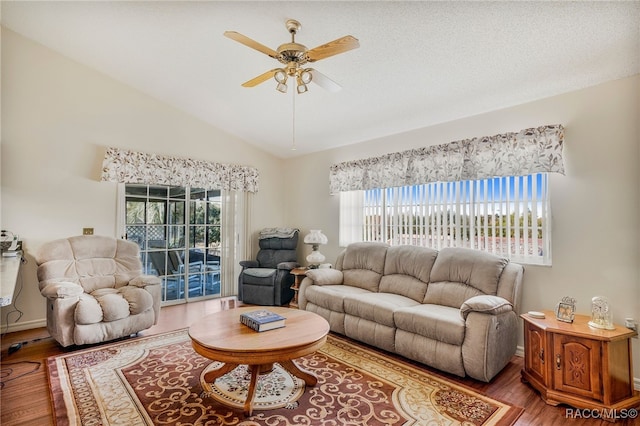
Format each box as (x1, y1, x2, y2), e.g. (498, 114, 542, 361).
(238, 228, 299, 305)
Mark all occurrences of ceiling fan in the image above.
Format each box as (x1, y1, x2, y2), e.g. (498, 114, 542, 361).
(224, 19, 359, 94)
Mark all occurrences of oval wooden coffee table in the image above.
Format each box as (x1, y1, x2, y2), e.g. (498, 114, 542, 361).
(189, 306, 330, 415)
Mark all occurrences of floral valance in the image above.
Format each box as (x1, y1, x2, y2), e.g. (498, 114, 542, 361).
(100, 147, 259, 193)
(329, 124, 564, 194)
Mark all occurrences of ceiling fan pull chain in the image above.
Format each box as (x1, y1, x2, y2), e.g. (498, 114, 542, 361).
(291, 90, 297, 151)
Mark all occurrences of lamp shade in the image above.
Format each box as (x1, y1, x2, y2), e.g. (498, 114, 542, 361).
(304, 230, 328, 245)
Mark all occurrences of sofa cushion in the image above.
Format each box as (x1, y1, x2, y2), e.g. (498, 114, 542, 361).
(340, 242, 388, 292)
(243, 268, 276, 278)
(73, 236, 134, 291)
(76, 286, 154, 325)
(305, 268, 343, 285)
(75, 294, 104, 325)
(304, 284, 371, 313)
(96, 292, 131, 322)
(423, 283, 485, 310)
(344, 293, 419, 328)
(36, 235, 144, 293)
(76, 263, 118, 293)
(241, 268, 278, 288)
(114, 249, 145, 286)
(36, 260, 78, 286)
(68, 235, 117, 260)
(380, 245, 437, 302)
(119, 286, 155, 315)
(424, 247, 508, 308)
(394, 304, 466, 346)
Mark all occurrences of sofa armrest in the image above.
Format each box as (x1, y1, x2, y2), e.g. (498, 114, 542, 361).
(240, 260, 259, 269)
(305, 268, 344, 285)
(298, 269, 344, 310)
(129, 274, 161, 288)
(40, 281, 84, 299)
(277, 261, 299, 270)
(462, 310, 519, 381)
(460, 295, 513, 320)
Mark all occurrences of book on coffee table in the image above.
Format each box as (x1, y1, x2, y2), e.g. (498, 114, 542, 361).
(240, 309, 286, 332)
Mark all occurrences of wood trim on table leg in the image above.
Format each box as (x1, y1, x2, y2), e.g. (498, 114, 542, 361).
(202, 362, 239, 383)
(279, 359, 318, 386)
(245, 365, 261, 416)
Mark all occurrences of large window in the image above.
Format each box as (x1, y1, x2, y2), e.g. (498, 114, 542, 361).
(340, 173, 551, 265)
(123, 185, 222, 303)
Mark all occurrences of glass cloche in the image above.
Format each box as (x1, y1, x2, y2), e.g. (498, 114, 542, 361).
(588, 296, 615, 330)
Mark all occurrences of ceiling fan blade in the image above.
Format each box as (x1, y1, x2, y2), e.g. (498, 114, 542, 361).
(241, 69, 279, 87)
(309, 69, 342, 93)
(306, 35, 360, 62)
(224, 31, 279, 59)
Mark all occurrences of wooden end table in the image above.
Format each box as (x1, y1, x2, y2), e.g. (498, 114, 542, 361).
(289, 267, 308, 308)
(189, 306, 329, 415)
(521, 310, 640, 422)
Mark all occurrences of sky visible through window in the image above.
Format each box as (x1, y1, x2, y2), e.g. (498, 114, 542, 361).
(357, 173, 550, 264)
(365, 174, 546, 217)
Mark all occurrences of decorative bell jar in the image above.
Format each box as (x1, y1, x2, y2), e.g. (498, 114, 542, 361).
(588, 296, 615, 330)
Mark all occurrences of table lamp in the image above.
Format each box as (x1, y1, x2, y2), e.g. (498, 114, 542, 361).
(304, 230, 328, 268)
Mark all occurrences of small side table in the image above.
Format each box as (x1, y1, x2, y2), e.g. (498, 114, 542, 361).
(521, 311, 640, 422)
(289, 267, 308, 308)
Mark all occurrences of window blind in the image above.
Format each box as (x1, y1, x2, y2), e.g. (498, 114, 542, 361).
(341, 173, 551, 264)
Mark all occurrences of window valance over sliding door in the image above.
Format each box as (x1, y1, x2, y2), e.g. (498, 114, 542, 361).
(101, 147, 259, 193)
(329, 124, 564, 194)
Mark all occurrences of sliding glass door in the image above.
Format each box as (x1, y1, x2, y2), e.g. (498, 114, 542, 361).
(123, 185, 221, 304)
(188, 188, 222, 299)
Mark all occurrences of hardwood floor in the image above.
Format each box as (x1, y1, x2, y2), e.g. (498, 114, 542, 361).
(1, 298, 637, 425)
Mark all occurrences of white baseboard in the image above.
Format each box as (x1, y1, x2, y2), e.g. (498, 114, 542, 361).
(515, 345, 640, 391)
(1, 318, 46, 334)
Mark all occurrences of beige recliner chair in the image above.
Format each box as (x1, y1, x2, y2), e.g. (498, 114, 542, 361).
(35, 235, 161, 347)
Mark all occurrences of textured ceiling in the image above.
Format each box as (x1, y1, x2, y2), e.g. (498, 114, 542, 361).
(2, 1, 639, 158)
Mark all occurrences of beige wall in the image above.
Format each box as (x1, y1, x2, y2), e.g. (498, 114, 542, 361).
(2, 27, 639, 380)
(285, 75, 640, 379)
(1, 29, 287, 328)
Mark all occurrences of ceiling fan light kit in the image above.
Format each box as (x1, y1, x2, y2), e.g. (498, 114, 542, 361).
(224, 18, 359, 151)
(224, 19, 359, 94)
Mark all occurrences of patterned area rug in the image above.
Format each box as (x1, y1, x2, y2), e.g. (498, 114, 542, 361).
(201, 363, 306, 411)
(47, 329, 523, 425)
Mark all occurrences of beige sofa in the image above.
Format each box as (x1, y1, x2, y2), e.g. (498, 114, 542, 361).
(298, 242, 524, 382)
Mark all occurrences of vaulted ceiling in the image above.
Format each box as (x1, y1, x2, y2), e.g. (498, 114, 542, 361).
(2, 1, 638, 158)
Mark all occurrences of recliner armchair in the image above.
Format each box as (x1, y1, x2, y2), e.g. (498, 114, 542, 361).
(35, 235, 162, 347)
(238, 228, 299, 306)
